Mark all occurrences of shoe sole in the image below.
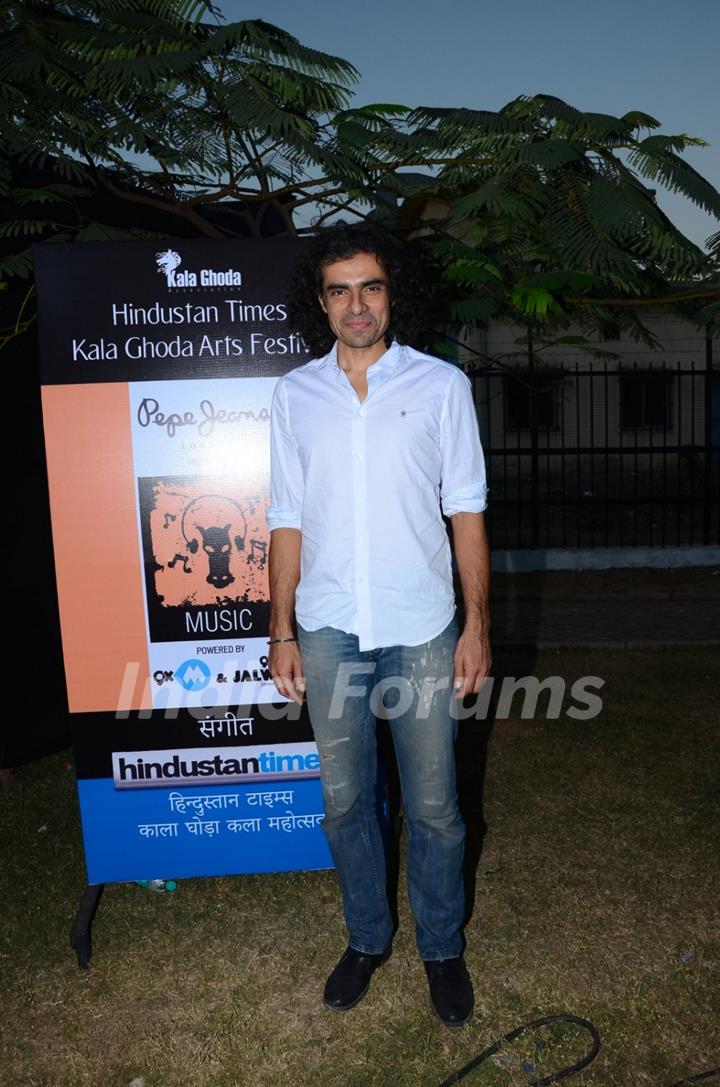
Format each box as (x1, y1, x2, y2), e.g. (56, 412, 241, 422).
(323, 982, 370, 1013)
(427, 993, 473, 1028)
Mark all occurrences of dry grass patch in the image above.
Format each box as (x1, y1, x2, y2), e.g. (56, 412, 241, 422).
(1, 649, 718, 1086)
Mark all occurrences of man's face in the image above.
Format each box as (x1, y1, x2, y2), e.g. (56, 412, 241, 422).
(318, 252, 391, 354)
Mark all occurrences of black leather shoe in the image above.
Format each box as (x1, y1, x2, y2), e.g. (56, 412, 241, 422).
(424, 957, 474, 1027)
(323, 945, 391, 1012)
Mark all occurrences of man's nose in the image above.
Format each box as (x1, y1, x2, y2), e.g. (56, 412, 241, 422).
(348, 289, 367, 313)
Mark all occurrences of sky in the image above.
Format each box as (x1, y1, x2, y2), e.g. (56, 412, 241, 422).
(215, 0, 719, 251)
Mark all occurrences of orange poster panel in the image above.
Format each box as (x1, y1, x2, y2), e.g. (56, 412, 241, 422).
(41, 383, 149, 713)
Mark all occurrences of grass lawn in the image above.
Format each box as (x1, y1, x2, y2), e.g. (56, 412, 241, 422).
(1, 649, 718, 1087)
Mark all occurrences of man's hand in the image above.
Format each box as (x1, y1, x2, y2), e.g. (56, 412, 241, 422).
(269, 641, 306, 705)
(449, 511, 491, 700)
(452, 628, 492, 700)
(268, 527, 304, 704)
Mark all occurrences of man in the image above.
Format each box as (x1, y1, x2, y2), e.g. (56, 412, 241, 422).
(267, 222, 490, 1028)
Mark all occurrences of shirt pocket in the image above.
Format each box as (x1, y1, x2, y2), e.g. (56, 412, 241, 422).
(370, 407, 441, 486)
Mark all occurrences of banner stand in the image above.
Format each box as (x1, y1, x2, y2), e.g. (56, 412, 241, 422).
(70, 883, 105, 969)
(34, 237, 335, 960)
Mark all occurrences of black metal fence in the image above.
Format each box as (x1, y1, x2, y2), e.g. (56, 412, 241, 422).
(469, 350, 720, 550)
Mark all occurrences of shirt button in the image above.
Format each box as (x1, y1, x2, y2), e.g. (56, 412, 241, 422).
(358, 577, 366, 583)
(355, 453, 362, 460)
(357, 409, 365, 417)
(358, 535, 365, 543)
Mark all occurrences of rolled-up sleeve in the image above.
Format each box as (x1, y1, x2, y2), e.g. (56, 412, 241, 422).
(439, 368, 488, 516)
(267, 378, 304, 531)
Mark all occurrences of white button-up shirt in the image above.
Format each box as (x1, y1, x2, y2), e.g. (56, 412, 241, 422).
(267, 341, 488, 650)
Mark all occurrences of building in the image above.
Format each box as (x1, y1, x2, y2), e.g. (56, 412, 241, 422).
(456, 313, 719, 554)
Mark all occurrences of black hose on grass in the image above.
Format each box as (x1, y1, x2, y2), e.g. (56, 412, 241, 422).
(438, 1010, 718, 1087)
(438, 1013, 602, 1086)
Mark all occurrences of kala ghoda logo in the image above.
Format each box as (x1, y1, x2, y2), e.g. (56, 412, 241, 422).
(155, 249, 243, 289)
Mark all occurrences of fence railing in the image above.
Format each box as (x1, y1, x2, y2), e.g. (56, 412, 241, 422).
(469, 354, 720, 550)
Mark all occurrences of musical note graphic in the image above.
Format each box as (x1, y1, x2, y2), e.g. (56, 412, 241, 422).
(247, 538, 267, 568)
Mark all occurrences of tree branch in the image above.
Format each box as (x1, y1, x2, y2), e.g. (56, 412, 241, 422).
(573, 286, 720, 306)
(91, 164, 224, 237)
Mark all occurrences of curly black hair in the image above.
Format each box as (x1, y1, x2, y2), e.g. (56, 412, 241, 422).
(286, 221, 430, 358)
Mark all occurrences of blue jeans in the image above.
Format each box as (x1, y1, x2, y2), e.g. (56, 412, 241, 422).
(297, 619, 465, 960)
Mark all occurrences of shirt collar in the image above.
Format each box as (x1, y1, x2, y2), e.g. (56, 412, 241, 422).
(323, 339, 403, 379)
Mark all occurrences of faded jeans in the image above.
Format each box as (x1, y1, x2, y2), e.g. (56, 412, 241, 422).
(297, 619, 465, 960)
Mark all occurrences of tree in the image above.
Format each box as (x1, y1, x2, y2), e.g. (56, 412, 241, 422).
(2, 0, 719, 348)
(399, 96, 720, 345)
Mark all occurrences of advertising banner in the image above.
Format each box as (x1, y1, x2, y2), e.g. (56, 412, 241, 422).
(35, 238, 332, 884)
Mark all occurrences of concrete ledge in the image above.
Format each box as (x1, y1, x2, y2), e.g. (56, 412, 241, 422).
(494, 639, 720, 652)
(491, 546, 720, 572)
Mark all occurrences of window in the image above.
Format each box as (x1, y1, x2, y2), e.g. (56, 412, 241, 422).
(620, 371, 672, 428)
(504, 371, 561, 431)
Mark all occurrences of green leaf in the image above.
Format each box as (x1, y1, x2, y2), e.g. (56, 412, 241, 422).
(447, 295, 503, 322)
(10, 184, 89, 205)
(510, 285, 564, 316)
(521, 271, 604, 291)
(0, 219, 65, 238)
(621, 110, 661, 131)
(0, 248, 33, 278)
(442, 260, 503, 285)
